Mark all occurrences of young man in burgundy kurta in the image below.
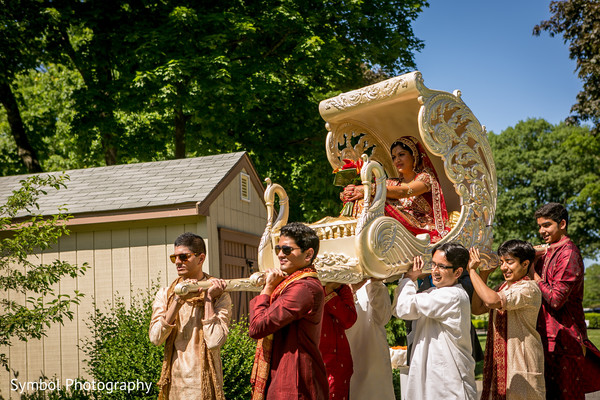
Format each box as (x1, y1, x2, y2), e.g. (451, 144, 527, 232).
(532, 203, 592, 399)
(249, 222, 328, 400)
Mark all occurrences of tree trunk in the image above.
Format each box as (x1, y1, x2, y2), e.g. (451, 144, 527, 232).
(174, 106, 186, 159)
(0, 82, 42, 173)
(103, 131, 117, 165)
(55, 24, 118, 166)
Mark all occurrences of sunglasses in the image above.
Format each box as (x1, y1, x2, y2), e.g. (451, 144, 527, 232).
(274, 245, 301, 256)
(169, 253, 199, 263)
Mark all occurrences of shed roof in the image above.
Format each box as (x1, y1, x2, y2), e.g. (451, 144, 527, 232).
(0, 152, 263, 223)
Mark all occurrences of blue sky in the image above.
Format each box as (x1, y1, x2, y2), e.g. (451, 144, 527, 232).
(411, 0, 582, 135)
(411, 1, 597, 265)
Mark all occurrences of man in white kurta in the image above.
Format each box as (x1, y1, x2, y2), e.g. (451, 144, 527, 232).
(345, 278, 395, 400)
(393, 242, 476, 400)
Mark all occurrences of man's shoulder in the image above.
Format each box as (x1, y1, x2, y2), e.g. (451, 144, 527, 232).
(555, 236, 581, 253)
(505, 279, 541, 296)
(151, 286, 169, 307)
(288, 276, 322, 290)
(284, 276, 324, 300)
(551, 237, 583, 264)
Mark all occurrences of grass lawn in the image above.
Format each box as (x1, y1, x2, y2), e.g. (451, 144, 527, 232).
(475, 334, 486, 380)
(588, 328, 600, 348)
(475, 328, 600, 380)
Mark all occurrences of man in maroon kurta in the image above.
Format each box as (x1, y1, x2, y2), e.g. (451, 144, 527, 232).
(249, 222, 328, 400)
(319, 283, 357, 400)
(532, 203, 593, 400)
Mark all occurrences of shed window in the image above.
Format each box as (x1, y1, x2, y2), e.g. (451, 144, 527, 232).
(240, 172, 250, 202)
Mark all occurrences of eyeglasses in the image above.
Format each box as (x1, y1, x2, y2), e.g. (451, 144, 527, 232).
(428, 261, 457, 271)
(274, 245, 301, 256)
(169, 253, 199, 263)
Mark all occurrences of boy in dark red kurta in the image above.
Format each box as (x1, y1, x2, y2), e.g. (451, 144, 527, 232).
(533, 203, 600, 399)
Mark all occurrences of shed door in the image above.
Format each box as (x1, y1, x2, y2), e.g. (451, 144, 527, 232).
(218, 228, 259, 321)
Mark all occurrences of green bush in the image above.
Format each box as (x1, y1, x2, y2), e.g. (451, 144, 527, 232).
(472, 319, 488, 330)
(80, 288, 256, 399)
(221, 317, 256, 399)
(80, 288, 163, 399)
(15, 375, 96, 400)
(385, 283, 407, 346)
(586, 312, 600, 329)
(392, 368, 402, 399)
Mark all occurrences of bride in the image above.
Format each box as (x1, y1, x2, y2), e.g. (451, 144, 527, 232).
(341, 136, 450, 243)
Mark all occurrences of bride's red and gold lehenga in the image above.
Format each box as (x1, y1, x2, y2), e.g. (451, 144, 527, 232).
(383, 136, 450, 243)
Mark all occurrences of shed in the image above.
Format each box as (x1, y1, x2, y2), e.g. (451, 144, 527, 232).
(0, 151, 266, 395)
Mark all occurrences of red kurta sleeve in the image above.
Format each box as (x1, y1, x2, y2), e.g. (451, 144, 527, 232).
(324, 285, 357, 330)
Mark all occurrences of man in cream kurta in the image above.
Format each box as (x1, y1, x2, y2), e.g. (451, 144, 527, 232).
(149, 283, 232, 398)
(149, 232, 232, 400)
(393, 242, 476, 400)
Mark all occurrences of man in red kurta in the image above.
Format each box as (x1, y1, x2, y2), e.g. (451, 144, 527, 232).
(319, 283, 357, 400)
(249, 222, 328, 400)
(532, 202, 600, 399)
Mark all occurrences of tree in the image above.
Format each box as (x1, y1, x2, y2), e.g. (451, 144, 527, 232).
(0, 64, 84, 175)
(584, 263, 600, 308)
(1, 0, 428, 221)
(0, 174, 86, 370)
(534, 0, 600, 134)
(126, 0, 430, 221)
(0, 0, 50, 172)
(489, 118, 600, 258)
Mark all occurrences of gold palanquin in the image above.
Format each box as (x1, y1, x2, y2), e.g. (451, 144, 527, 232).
(258, 71, 497, 284)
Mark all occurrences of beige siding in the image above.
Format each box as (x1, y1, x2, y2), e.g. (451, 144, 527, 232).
(76, 231, 95, 380)
(58, 235, 79, 382)
(130, 228, 150, 293)
(212, 168, 267, 238)
(111, 230, 131, 304)
(206, 169, 267, 278)
(42, 245, 62, 384)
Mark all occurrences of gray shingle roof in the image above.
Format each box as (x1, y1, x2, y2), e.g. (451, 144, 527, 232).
(0, 152, 248, 216)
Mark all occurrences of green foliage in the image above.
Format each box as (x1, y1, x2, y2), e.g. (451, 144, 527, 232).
(0, 0, 429, 221)
(534, 0, 600, 134)
(220, 317, 256, 399)
(584, 263, 600, 308)
(80, 287, 254, 400)
(586, 313, 600, 329)
(385, 282, 407, 346)
(0, 174, 86, 370)
(489, 119, 600, 258)
(472, 319, 488, 330)
(17, 375, 96, 400)
(392, 368, 402, 399)
(80, 288, 163, 400)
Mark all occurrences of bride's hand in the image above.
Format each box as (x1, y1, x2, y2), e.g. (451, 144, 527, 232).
(343, 184, 364, 202)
